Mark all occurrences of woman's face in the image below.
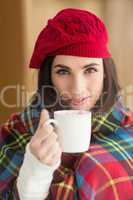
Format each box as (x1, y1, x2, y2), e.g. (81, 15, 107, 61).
(51, 55, 104, 110)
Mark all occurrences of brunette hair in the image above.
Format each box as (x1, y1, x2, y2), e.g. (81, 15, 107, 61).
(31, 56, 121, 115)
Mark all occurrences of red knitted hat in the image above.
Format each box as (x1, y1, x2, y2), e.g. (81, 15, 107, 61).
(29, 8, 111, 69)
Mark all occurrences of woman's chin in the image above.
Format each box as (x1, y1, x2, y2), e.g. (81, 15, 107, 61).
(70, 103, 91, 111)
(59, 98, 93, 111)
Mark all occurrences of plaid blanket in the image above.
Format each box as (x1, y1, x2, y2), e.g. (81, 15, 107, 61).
(0, 98, 133, 200)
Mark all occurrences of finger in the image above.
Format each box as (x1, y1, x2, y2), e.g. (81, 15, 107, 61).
(39, 109, 50, 128)
(45, 150, 62, 166)
(41, 143, 62, 165)
(40, 131, 58, 148)
(38, 140, 60, 161)
(33, 127, 57, 149)
(30, 133, 55, 159)
(45, 151, 62, 166)
(53, 125, 63, 146)
(53, 123, 62, 135)
(37, 124, 58, 143)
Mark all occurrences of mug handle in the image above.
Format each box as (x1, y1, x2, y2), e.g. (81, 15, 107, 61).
(44, 119, 58, 127)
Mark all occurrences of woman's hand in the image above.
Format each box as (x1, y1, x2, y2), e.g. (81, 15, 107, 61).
(29, 109, 62, 166)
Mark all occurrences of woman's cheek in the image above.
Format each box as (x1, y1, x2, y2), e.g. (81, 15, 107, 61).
(91, 79, 103, 99)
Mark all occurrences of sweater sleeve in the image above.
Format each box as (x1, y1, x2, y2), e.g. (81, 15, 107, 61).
(17, 143, 60, 200)
(0, 105, 42, 199)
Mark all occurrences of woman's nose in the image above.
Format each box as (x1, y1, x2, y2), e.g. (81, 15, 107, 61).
(69, 76, 87, 95)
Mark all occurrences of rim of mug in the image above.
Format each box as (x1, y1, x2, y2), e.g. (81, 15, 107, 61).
(54, 110, 91, 116)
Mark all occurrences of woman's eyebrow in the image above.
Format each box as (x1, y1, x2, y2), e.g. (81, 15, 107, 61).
(53, 63, 99, 70)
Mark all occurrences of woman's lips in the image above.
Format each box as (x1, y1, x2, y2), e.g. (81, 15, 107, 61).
(71, 96, 90, 105)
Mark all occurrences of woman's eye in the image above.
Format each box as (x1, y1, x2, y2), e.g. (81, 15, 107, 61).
(55, 67, 97, 75)
(56, 69, 69, 75)
(85, 67, 97, 74)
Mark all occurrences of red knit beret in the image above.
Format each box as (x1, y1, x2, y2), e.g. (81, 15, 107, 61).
(29, 8, 111, 69)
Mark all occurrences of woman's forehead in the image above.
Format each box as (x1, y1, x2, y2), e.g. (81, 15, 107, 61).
(52, 55, 103, 67)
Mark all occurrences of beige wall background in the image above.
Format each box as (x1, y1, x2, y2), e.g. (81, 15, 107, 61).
(0, 0, 133, 124)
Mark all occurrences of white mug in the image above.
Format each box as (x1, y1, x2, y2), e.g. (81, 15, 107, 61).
(45, 110, 92, 153)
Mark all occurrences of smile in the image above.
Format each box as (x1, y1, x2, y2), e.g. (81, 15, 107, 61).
(71, 96, 91, 105)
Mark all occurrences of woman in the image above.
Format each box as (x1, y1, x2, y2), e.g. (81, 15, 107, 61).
(0, 8, 133, 200)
